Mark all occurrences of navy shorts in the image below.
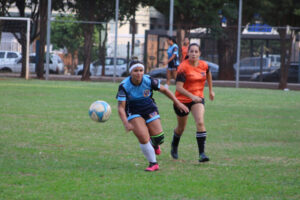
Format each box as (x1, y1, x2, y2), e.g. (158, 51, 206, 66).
(168, 60, 178, 71)
(127, 109, 160, 124)
(173, 99, 205, 117)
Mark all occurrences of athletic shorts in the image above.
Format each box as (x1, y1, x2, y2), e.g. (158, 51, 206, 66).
(127, 109, 160, 124)
(173, 99, 205, 117)
(167, 60, 178, 71)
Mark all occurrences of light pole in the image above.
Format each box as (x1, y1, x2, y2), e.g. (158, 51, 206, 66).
(235, 0, 243, 88)
(169, 0, 174, 36)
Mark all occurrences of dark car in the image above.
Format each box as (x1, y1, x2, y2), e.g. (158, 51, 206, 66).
(250, 62, 299, 83)
(149, 60, 219, 80)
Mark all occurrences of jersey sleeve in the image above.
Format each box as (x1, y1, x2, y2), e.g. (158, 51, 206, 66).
(116, 84, 127, 101)
(176, 65, 186, 82)
(150, 76, 160, 90)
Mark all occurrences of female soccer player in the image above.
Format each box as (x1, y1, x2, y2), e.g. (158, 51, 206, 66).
(164, 36, 180, 89)
(171, 43, 215, 163)
(181, 37, 190, 62)
(117, 61, 188, 171)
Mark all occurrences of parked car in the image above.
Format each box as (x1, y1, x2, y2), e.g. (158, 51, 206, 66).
(149, 60, 219, 80)
(250, 62, 299, 83)
(75, 57, 128, 77)
(0, 51, 22, 65)
(0, 51, 22, 72)
(0, 53, 64, 74)
(233, 57, 275, 80)
(265, 54, 281, 68)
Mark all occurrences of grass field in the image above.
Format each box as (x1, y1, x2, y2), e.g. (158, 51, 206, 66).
(0, 78, 300, 200)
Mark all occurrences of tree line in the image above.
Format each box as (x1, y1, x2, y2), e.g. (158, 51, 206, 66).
(1, 0, 300, 88)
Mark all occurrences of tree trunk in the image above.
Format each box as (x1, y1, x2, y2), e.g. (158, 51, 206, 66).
(131, 13, 136, 57)
(81, 1, 96, 81)
(217, 27, 237, 80)
(81, 24, 94, 81)
(20, 32, 27, 78)
(278, 27, 294, 89)
(100, 23, 108, 76)
(36, 0, 47, 79)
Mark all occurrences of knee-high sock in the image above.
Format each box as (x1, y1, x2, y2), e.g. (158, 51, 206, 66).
(140, 141, 157, 163)
(196, 131, 207, 155)
(172, 132, 181, 147)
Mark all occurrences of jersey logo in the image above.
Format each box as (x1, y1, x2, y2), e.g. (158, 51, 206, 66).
(143, 89, 150, 97)
(201, 72, 206, 77)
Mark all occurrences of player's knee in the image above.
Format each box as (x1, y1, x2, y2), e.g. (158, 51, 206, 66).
(150, 132, 165, 146)
(196, 121, 205, 130)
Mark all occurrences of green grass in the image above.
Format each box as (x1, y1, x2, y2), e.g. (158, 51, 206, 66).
(0, 78, 299, 200)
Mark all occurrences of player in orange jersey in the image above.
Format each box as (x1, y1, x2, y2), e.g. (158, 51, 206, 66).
(181, 37, 189, 62)
(171, 43, 215, 163)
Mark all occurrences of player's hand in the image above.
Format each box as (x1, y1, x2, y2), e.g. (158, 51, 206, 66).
(191, 95, 203, 103)
(175, 102, 189, 113)
(209, 91, 215, 101)
(124, 122, 134, 132)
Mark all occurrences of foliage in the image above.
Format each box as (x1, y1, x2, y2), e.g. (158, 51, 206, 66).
(0, 78, 300, 199)
(51, 15, 83, 55)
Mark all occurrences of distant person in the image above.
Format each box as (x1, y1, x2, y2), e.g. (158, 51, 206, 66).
(164, 36, 180, 89)
(117, 61, 188, 171)
(171, 43, 215, 163)
(181, 37, 190, 62)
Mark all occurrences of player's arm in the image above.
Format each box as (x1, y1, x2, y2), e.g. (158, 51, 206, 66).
(159, 85, 189, 113)
(176, 81, 203, 103)
(117, 101, 133, 132)
(206, 70, 215, 101)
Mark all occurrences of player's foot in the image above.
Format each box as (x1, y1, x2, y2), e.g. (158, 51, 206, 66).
(153, 145, 161, 155)
(199, 153, 210, 163)
(145, 162, 159, 172)
(171, 143, 178, 159)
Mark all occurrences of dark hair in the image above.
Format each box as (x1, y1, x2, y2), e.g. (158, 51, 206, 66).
(129, 60, 142, 67)
(167, 36, 177, 44)
(188, 43, 200, 51)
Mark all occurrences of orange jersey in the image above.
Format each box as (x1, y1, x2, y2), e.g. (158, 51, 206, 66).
(181, 45, 188, 62)
(175, 59, 209, 103)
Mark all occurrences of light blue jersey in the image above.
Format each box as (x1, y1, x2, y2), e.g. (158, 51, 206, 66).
(117, 75, 161, 122)
(167, 43, 180, 66)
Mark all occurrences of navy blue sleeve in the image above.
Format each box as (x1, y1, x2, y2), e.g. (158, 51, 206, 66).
(176, 71, 186, 82)
(116, 84, 127, 101)
(150, 76, 160, 91)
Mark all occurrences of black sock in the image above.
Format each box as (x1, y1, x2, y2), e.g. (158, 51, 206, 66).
(172, 132, 181, 147)
(196, 131, 207, 155)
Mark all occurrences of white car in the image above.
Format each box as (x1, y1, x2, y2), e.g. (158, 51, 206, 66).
(0, 53, 64, 74)
(0, 51, 22, 72)
(75, 57, 128, 77)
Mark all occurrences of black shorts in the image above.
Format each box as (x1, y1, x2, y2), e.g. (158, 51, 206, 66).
(173, 99, 205, 117)
(168, 60, 178, 71)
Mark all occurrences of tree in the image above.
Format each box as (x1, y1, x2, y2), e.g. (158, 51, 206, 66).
(51, 15, 83, 74)
(2, 0, 66, 78)
(252, 0, 300, 89)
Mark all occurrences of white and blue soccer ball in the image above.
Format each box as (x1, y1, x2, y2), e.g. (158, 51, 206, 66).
(89, 100, 111, 122)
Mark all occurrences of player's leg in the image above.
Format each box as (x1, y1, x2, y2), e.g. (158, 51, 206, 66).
(147, 118, 164, 155)
(130, 117, 159, 171)
(171, 115, 188, 159)
(166, 69, 171, 88)
(171, 69, 177, 81)
(191, 103, 209, 162)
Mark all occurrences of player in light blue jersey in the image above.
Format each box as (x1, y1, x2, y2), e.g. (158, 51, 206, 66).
(117, 61, 188, 172)
(165, 36, 180, 89)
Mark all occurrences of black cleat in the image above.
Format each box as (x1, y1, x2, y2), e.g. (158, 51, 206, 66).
(199, 153, 210, 163)
(171, 144, 178, 159)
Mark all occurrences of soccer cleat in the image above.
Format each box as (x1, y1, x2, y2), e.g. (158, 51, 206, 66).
(154, 145, 161, 155)
(145, 162, 159, 172)
(199, 153, 210, 163)
(170, 144, 178, 159)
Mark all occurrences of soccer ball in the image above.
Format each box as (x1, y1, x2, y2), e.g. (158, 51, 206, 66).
(89, 100, 111, 122)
